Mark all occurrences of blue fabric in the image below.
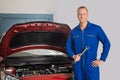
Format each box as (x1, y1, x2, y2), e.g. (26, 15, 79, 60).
(66, 21, 111, 80)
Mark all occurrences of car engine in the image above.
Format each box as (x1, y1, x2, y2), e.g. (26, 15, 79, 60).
(5, 64, 72, 77)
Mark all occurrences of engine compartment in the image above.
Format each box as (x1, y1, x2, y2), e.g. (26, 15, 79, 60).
(4, 55, 73, 77)
(1, 63, 73, 80)
(10, 64, 72, 77)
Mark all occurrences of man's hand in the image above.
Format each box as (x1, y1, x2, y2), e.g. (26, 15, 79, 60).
(91, 59, 104, 67)
(73, 55, 80, 62)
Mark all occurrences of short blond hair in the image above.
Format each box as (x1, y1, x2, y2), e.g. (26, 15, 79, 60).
(77, 6, 88, 13)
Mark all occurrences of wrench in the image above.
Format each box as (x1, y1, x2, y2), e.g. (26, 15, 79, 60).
(74, 46, 89, 63)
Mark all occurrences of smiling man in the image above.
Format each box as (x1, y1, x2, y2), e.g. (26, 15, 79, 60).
(66, 6, 111, 80)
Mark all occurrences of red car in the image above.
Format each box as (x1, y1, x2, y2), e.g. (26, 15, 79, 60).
(0, 21, 73, 80)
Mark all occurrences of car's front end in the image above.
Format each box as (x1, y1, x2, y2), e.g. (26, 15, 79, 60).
(0, 21, 73, 80)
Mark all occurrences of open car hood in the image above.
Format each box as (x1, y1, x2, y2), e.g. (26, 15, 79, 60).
(0, 21, 71, 58)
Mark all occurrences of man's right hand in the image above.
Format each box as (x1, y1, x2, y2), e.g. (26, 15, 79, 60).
(73, 55, 80, 62)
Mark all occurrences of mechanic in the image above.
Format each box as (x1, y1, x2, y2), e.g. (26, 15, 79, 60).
(66, 6, 111, 80)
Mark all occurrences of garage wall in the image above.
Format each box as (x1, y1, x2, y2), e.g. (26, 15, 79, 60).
(0, 0, 119, 80)
(0, 0, 57, 13)
(0, 0, 58, 20)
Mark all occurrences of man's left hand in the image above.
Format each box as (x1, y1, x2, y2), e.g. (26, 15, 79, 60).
(91, 59, 104, 67)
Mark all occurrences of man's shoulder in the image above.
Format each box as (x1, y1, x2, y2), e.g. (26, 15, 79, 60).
(71, 25, 79, 32)
(89, 22, 102, 30)
(90, 22, 101, 28)
(69, 25, 80, 36)
(89, 22, 105, 34)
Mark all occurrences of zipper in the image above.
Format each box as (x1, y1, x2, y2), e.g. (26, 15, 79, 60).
(82, 31, 84, 49)
(82, 30, 85, 80)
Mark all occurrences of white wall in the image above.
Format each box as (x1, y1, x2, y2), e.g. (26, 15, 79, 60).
(0, 0, 57, 13)
(0, 0, 119, 80)
(0, 0, 58, 20)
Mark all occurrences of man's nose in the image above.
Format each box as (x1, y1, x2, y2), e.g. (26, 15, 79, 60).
(81, 15, 84, 18)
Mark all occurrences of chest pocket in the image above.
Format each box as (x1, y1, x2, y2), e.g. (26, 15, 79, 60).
(72, 35, 81, 43)
(72, 35, 79, 38)
(87, 34, 98, 45)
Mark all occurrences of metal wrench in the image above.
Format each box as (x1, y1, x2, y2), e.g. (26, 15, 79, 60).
(74, 46, 89, 63)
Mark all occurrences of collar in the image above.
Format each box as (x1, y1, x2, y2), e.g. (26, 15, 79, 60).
(75, 21, 92, 31)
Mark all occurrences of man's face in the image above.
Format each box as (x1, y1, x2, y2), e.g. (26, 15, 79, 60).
(77, 8, 88, 23)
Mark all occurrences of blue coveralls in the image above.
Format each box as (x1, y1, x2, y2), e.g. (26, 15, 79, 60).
(66, 21, 111, 80)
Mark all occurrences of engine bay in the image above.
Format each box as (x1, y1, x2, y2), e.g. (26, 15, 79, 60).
(4, 54, 73, 78)
(5, 63, 72, 77)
